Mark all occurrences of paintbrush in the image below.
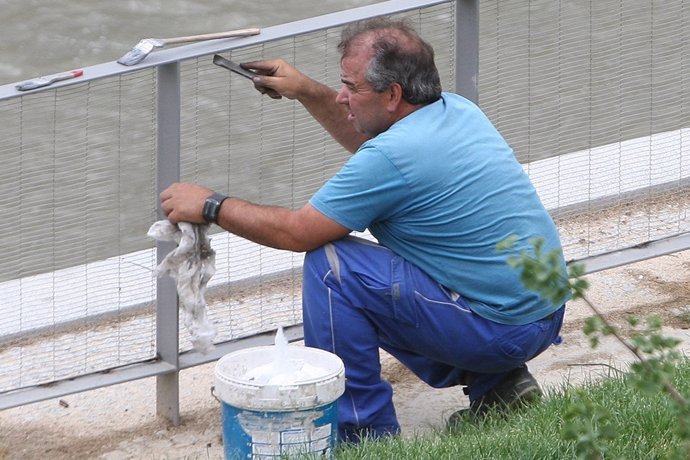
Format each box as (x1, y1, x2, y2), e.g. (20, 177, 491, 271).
(117, 28, 260, 66)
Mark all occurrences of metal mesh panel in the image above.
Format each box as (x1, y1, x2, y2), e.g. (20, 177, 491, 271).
(2, 0, 689, 404)
(0, 72, 159, 392)
(479, 0, 690, 261)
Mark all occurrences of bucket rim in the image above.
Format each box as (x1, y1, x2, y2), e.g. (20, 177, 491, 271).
(214, 345, 345, 387)
(213, 345, 346, 409)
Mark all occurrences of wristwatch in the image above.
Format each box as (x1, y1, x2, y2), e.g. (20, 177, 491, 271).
(202, 192, 228, 224)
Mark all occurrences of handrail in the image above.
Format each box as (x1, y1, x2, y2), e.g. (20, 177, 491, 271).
(0, 0, 449, 100)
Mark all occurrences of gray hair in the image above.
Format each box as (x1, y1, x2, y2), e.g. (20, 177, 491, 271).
(338, 18, 442, 105)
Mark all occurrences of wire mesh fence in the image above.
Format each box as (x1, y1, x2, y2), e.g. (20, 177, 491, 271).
(0, 0, 688, 410)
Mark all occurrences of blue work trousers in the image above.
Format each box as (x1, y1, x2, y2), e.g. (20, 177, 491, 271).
(302, 236, 564, 441)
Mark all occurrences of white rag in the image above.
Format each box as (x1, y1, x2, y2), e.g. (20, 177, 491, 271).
(147, 220, 217, 354)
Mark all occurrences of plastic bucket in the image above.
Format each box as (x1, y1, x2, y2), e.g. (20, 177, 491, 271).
(214, 345, 345, 459)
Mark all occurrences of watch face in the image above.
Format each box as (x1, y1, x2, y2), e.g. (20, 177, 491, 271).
(203, 198, 220, 223)
(203, 193, 227, 224)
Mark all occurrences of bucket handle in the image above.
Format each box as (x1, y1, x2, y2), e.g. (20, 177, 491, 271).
(211, 385, 221, 404)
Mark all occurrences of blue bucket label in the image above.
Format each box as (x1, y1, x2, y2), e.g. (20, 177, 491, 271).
(221, 402, 338, 459)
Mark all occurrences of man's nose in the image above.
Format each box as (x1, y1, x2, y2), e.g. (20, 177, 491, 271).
(335, 85, 348, 104)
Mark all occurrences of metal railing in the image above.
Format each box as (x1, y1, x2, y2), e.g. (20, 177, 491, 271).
(1, 0, 688, 424)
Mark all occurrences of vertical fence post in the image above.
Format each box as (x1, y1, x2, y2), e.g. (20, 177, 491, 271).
(455, 0, 479, 103)
(155, 62, 181, 425)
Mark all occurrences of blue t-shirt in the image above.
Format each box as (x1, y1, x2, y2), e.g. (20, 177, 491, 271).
(310, 92, 567, 325)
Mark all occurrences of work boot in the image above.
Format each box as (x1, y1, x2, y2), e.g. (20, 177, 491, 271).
(447, 365, 542, 428)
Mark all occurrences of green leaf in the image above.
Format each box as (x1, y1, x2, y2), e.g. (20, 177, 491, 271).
(495, 235, 519, 252)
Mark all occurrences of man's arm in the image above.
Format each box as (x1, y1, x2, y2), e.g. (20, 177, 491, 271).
(243, 59, 370, 153)
(160, 182, 350, 252)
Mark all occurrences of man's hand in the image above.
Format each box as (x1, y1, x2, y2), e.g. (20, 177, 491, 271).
(243, 59, 368, 153)
(160, 182, 213, 224)
(243, 59, 316, 101)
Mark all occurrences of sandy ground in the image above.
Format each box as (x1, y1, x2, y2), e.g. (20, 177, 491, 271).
(1, 250, 689, 459)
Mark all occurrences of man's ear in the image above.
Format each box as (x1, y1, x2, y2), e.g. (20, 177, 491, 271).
(386, 82, 404, 111)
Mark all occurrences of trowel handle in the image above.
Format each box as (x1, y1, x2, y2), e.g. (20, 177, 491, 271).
(162, 28, 260, 45)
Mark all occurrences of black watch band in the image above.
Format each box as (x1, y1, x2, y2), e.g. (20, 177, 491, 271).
(202, 192, 228, 224)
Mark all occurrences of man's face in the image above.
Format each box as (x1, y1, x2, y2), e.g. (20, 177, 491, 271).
(336, 45, 393, 138)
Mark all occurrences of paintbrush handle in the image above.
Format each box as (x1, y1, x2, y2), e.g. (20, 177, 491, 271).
(162, 28, 260, 45)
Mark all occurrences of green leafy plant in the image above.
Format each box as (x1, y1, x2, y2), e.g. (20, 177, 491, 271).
(498, 236, 690, 458)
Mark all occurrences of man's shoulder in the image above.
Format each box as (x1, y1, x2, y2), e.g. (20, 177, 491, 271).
(439, 91, 479, 110)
